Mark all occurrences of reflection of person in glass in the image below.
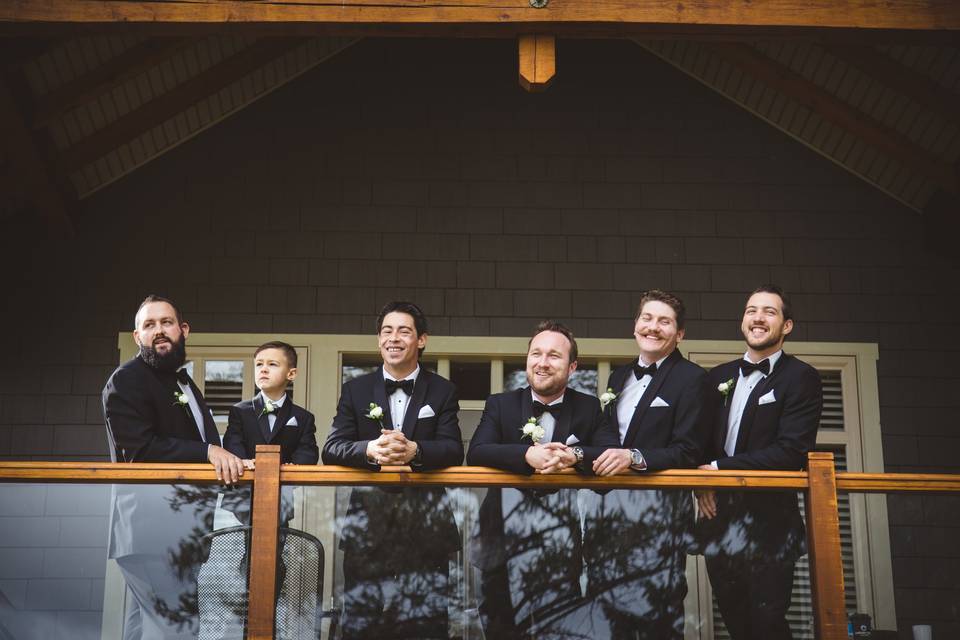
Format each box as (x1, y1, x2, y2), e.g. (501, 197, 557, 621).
(586, 290, 712, 640)
(467, 320, 619, 639)
(322, 301, 463, 639)
(695, 285, 822, 640)
(102, 295, 249, 639)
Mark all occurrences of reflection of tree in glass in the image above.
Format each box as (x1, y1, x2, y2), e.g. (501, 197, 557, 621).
(338, 487, 461, 640)
(695, 491, 806, 564)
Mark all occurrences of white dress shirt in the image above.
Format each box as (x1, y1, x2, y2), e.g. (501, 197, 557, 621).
(530, 390, 565, 443)
(260, 391, 287, 432)
(383, 365, 420, 430)
(718, 350, 783, 462)
(616, 354, 670, 445)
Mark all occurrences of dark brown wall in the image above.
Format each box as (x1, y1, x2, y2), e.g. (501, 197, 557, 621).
(3, 38, 958, 636)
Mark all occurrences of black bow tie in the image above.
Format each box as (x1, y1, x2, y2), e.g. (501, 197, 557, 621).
(385, 378, 415, 396)
(633, 361, 657, 380)
(740, 359, 771, 377)
(176, 369, 192, 385)
(532, 400, 562, 418)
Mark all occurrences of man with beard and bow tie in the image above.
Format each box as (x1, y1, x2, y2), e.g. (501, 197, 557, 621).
(102, 295, 247, 639)
(322, 301, 463, 640)
(467, 320, 619, 639)
(694, 285, 822, 640)
(586, 289, 712, 640)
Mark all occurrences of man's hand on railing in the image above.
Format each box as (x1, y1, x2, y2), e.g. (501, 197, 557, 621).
(525, 444, 565, 473)
(592, 448, 632, 476)
(537, 443, 577, 474)
(366, 429, 416, 465)
(695, 463, 718, 519)
(207, 445, 247, 485)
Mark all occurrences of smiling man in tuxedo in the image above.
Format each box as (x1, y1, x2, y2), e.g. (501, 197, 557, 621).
(102, 295, 247, 639)
(322, 301, 463, 639)
(695, 285, 822, 640)
(467, 320, 619, 639)
(585, 289, 712, 640)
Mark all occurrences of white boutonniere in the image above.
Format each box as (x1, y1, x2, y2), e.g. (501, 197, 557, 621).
(600, 387, 617, 410)
(718, 378, 735, 406)
(172, 390, 190, 413)
(520, 417, 545, 445)
(365, 402, 385, 428)
(259, 398, 276, 418)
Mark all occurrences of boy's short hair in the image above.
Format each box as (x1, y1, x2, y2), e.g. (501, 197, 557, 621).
(254, 341, 298, 368)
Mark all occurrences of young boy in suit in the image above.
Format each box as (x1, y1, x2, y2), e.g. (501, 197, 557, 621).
(223, 341, 319, 466)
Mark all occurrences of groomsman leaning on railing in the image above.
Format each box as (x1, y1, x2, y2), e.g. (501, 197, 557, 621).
(694, 284, 823, 640)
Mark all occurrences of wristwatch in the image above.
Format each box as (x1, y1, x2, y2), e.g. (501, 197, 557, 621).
(411, 442, 423, 467)
(572, 446, 584, 464)
(629, 448, 647, 470)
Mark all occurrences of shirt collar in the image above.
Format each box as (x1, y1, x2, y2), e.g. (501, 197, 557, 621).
(383, 364, 420, 383)
(531, 389, 565, 405)
(637, 353, 671, 369)
(260, 390, 287, 407)
(742, 349, 783, 374)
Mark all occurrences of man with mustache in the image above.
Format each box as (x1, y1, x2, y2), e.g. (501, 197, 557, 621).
(695, 285, 822, 640)
(103, 295, 246, 639)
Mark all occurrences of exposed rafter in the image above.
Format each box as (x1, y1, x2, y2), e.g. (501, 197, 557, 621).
(2, 0, 960, 36)
(821, 43, 960, 126)
(706, 41, 958, 196)
(518, 34, 555, 92)
(31, 37, 191, 128)
(57, 37, 307, 174)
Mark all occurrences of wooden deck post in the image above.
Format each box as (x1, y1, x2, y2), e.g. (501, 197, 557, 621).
(806, 451, 847, 639)
(247, 444, 281, 639)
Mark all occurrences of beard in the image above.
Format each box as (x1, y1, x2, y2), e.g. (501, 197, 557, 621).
(745, 326, 782, 353)
(139, 334, 187, 372)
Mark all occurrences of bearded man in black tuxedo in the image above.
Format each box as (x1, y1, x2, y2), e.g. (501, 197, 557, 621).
(322, 301, 463, 640)
(102, 295, 247, 639)
(695, 285, 822, 640)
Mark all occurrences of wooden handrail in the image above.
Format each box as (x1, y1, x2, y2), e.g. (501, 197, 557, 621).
(2, 461, 958, 493)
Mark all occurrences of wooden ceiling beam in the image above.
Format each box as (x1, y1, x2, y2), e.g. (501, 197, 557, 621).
(57, 37, 306, 174)
(32, 37, 191, 128)
(821, 43, 960, 126)
(0, 77, 73, 235)
(518, 34, 555, 92)
(707, 41, 958, 196)
(2, 0, 960, 33)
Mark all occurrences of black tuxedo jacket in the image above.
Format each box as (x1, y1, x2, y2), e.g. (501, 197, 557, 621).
(102, 356, 222, 559)
(699, 353, 822, 562)
(466, 386, 619, 474)
(102, 356, 220, 463)
(223, 394, 318, 464)
(322, 366, 463, 470)
(605, 349, 712, 470)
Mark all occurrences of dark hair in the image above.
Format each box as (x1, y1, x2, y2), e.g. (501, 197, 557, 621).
(634, 289, 686, 330)
(254, 341, 298, 368)
(529, 320, 579, 364)
(135, 294, 183, 328)
(376, 301, 428, 358)
(749, 284, 793, 322)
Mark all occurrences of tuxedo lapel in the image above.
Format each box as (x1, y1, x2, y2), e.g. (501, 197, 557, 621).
(520, 389, 534, 441)
(254, 395, 272, 443)
(623, 350, 680, 447)
(401, 370, 430, 437)
(716, 363, 738, 454)
(734, 356, 789, 454)
(267, 395, 294, 443)
(372, 368, 391, 431)
(606, 366, 630, 436)
(187, 376, 220, 445)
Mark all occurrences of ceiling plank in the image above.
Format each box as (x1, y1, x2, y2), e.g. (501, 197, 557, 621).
(2, 0, 960, 33)
(0, 76, 73, 234)
(821, 43, 960, 126)
(32, 37, 192, 128)
(57, 37, 306, 174)
(707, 41, 958, 196)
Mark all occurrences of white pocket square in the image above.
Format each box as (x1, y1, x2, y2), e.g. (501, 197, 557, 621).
(650, 396, 670, 408)
(758, 390, 777, 405)
(285, 417, 299, 427)
(417, 405, 436, 419)
(565, 434, 580, 446)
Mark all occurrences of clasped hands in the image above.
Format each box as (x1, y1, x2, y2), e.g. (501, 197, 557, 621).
(695, 463, 718, 519)
(366, 428, 417, 466)
(525, 442, 577, 474)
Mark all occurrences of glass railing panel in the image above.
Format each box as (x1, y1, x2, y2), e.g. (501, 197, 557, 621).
(0, 481, 252, 640)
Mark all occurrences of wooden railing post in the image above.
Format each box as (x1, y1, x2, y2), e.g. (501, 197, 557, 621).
(248, 444, 281, 640)
(806, 452, 847, 639)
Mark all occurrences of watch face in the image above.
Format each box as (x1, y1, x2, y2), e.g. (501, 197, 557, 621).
(630, 450, 643, 466)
